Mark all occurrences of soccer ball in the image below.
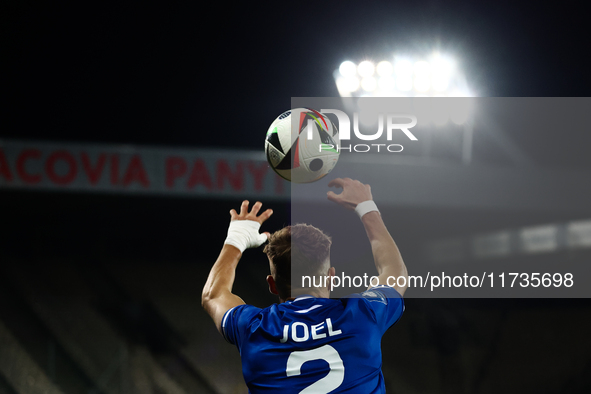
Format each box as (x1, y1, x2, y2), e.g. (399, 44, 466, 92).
(265, 108, 340, 183)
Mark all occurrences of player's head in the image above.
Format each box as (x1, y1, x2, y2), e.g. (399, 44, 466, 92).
(264, 223, 333, 301)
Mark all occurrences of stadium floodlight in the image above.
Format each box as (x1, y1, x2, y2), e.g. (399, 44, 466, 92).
(334, 53, 470, 98)
(335, 76, 360, 97)
(333, 52, 476, 164)
(430, 53, 454, 92)
(394, 58, 413, 76)
(393, 59, 413, 92)
(376, 61, 393, 77)
(339, 61, 357, 78)
(378, 75, 396, 92)
(360, 76, 377, 92)
(357, 61, 375, 78)
(567, 220, 591, 248)
(413, 60, 431, 92)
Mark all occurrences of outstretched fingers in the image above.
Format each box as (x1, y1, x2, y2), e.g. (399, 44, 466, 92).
(258, 208, 274, 223)
(239, 200, 250, 215)
(250, 201, 263, 216)
(248, 201, 272, 223)
(231, 200, 273, 224)
(249, 201, 273, 221)
(327, 178, 345, 189)
(326, 191, 342, 204)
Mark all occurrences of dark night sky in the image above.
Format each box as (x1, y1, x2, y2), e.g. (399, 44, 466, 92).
(3, 1, 590, 160)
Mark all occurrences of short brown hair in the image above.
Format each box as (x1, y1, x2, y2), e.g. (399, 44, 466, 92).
(264, 224, 332, 299)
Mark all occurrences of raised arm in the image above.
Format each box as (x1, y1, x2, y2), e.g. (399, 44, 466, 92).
(202, 200, 273, 333)
(327, 178, 408, 296)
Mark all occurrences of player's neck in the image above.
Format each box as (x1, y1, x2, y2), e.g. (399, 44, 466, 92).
(284, 287, 330, 302)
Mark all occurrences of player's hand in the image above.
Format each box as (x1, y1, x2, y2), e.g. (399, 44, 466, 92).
(225, 201, 274, 253)
(327, 178, 373, 211)
(229, 200, 273, 226)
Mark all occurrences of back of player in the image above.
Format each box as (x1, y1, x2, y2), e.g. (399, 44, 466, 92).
(222, 286, 404, 393)
(203, 179, 408, 393)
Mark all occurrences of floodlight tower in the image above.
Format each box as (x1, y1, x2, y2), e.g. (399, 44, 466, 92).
(333, 53, 474, 163)
(334, 53, 470, 98)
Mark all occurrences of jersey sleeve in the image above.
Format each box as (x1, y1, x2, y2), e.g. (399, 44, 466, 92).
(351, 285, 405, 334)
(221, 304, 261, 347)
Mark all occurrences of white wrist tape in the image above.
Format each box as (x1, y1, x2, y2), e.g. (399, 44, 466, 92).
(224, 220, 268, 253)
(355, 200, 380, 218)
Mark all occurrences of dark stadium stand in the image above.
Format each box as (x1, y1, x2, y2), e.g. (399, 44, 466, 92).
(0, 318, 63, 394)
(104, 260, 254, 393)
(0, 259, 213, 394)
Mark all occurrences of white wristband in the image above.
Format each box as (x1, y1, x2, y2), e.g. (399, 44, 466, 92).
(355, 200, 380, 218)
(224, 220, 268, 253)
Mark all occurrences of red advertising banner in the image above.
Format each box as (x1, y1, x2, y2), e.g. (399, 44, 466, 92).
(0, 140, 288, 199)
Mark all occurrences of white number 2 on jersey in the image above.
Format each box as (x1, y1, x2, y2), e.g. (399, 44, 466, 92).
(286, 344, 344, 393)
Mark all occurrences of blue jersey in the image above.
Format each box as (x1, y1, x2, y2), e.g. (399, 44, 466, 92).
(222, 286, 404, 393)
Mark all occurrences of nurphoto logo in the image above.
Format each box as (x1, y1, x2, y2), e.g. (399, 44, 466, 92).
(305, 109, 418, 153)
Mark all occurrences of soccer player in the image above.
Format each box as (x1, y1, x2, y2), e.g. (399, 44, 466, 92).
(202, 178, 408, 393)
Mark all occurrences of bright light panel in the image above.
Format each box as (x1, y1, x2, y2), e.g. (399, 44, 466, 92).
(357, 61, 375, 77)
(378, 76, 396, 92)
(394, 59, 413, 77)
(376, 61, 393, 77)
(567, 219, 591, 248)
(520, 225, 559, 254)
(413, 61, 431, 77)
(339, 61, 357, 78)
(334, 52, 473, 129)
(360, 76, 377, 91)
